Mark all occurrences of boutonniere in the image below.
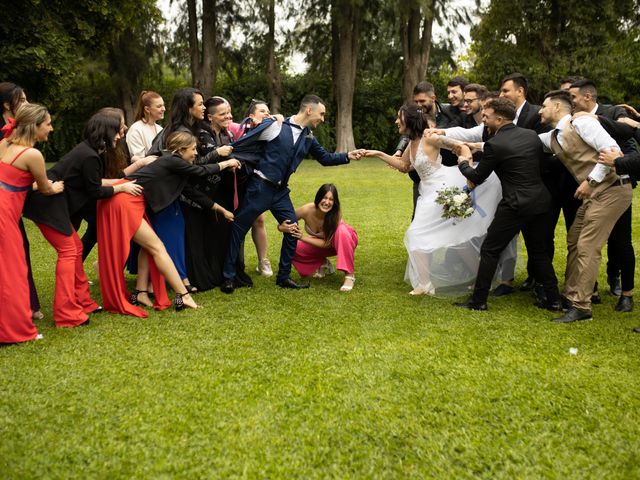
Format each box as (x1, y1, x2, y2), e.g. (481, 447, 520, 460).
(305, 131, 314, 140)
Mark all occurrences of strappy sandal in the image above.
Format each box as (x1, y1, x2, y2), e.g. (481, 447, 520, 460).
(129, 289, 153, 307)
(175, 292, 199, 311)
(340, 274, 355, 292)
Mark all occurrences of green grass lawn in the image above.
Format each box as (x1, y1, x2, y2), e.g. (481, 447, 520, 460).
(2, 158, 640, 479)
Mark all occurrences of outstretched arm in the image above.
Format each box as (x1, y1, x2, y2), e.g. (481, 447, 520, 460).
(425, 133, 462, 151)
(364, 148, 412, 173)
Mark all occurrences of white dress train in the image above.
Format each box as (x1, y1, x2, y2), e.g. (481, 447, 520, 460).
(404, 141, 514, 295)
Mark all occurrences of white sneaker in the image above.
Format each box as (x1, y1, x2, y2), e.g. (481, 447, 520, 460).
(256, 259, 273, 277)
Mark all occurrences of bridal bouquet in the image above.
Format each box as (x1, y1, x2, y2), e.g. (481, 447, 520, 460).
(434, 186, 475, 222)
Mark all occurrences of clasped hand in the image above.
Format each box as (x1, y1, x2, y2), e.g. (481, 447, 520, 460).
(279, 219, 301, 238)
(347, 149, 366, 161)
(598, 147, 622, 167)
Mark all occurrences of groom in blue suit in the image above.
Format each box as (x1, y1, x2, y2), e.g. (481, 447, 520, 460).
(221, 94, 364, 292)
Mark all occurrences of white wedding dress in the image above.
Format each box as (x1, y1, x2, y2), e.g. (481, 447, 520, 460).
(404, 139, 514, 295)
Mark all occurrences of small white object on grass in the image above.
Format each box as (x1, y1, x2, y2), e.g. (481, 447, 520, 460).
(569, 347, 578, 355)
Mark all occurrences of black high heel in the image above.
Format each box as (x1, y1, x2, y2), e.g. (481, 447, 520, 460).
(129, 289, 149, 306)
(175, 293, 186, 311)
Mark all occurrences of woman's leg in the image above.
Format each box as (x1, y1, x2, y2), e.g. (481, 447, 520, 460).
(252, 213, 272, 276)
(132, 219, 197, 308)
(133, 249, 153, 307)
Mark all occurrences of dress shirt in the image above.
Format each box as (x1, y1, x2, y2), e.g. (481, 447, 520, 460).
(514, 101, 526, 124)
(444, 124, 484, 142)
(539, 114, 619, 182)
(258, 121, 282, 142)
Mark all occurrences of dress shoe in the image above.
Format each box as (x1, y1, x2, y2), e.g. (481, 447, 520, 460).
(91, 306, 103, 314)
(492, 284, 514, 297)
(220, 279, 235, 294)
(615, 295, 633, 312)
(79, 319, 90, 327)
(233, 277, 253, 289)
(633, 326, 640, 334)
(591, 291, 602, 304)
(608, 275, 622, 297)
(454, 297, 488, 311)
(560, 296, 572, 311)
(534, 299, 563, 312)
(276, 277, 310, 289)
(551, 307, 592, 323)
(533, 283, 547, 303)
(520, 276, 536, 291)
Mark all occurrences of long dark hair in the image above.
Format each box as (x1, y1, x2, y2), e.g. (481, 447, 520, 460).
(84, 108, 127, 178)
(165, 87, 203, 140)
(314, 183, 341, 242)
(84, 109, 122, 152)
(0, 82, 25, 116)
(398, 102, 434, 140)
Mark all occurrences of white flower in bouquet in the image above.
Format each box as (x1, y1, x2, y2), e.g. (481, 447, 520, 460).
(434, 186, 475, 223)
(453, 193, 466, 206)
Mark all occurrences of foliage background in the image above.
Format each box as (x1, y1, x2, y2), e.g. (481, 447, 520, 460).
(1, 0, 639, 154)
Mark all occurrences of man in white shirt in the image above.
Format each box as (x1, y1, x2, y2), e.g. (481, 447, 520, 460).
(538, 90, 633, 323)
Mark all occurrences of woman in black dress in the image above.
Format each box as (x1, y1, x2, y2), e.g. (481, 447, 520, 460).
(181, 96, 256, 291)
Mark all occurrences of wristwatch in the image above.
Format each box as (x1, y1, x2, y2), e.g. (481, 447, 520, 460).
(587, 176, 599, 187)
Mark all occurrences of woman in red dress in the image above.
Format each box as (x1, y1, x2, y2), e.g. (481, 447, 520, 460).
(98, 131, 237, 315)
(0, 103, 64, 343)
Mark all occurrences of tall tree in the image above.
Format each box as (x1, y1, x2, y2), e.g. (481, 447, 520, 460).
(106, 1, 163, 122)
(186, 0, 219, 94)
(331, 0, 362, 151)
(399, 0, 471, 100)
(264, 0, 283, 113)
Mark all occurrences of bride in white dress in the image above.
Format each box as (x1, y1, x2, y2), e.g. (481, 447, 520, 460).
(365, 103, 514, 296)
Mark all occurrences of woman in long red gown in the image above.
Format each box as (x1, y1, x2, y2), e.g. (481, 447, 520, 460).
(0, 103, 64, 343)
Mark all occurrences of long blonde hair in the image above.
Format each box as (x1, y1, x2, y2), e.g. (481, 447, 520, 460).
(6, 103, 49, 146)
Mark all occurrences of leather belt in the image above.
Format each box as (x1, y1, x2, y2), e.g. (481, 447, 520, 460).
(611, 176, 632, 187)
(254, 170, 282, 187)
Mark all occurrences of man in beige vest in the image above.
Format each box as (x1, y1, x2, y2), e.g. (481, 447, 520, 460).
(538, 90, 633, 323)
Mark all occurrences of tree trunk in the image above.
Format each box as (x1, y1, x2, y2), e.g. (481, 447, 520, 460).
(187, 0, 217, 94)
(401, 0, 434, 101)
(331, 0, 360, 152)
(265, 0, 282, 113)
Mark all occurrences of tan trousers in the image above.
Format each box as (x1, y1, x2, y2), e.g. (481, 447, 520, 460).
(563, 183, 633, 311)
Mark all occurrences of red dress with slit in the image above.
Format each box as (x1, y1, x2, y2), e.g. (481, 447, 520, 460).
(0, 148, 38, 342)
(97, 186, 171, 317)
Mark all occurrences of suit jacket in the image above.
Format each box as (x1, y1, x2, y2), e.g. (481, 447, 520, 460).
(128, 153, 221, 213)
(256, 119, 348, 186)
(595, 104, 637, 154)
(458, 123, 551, 215)
(516, 101, 549, 134)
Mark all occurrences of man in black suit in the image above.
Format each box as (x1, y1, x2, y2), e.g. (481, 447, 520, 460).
(499, 73, 544, 132)
(452, 97, 561, 310)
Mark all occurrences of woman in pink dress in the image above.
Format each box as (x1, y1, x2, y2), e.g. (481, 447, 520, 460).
(280, 183, 358, 292)
(0, 103, 64, 343)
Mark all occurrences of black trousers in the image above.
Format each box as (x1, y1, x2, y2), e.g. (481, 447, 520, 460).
(606, 205, 635, 291)
(473, 204, 559, 304)
(528, 173, 580, 275)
